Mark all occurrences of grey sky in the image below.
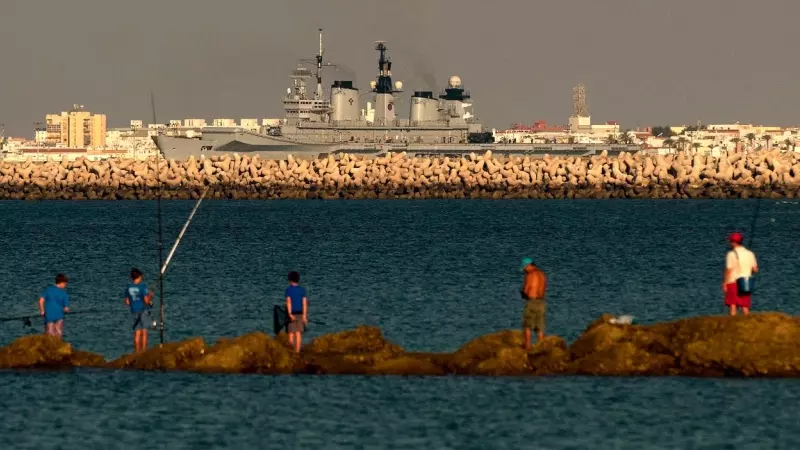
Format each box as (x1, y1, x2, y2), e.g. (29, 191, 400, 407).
(1, 0, 799, 136)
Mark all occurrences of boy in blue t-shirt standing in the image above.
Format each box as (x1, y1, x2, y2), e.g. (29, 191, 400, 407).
(38, 274, 70, 339)
(285, 271, 308, 353)
(124, 268, 154, 353)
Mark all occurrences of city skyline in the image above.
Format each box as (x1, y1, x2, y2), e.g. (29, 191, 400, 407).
(2, 0, 799, 135)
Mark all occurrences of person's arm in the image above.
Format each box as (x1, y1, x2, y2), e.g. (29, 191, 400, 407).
(302, 297, 308, 324)
(144, 287, 154, 306)
(752, 253, 759, 274)
(38, 297, 45, 316)
(542, 273, 548, 298)
(63, 294, 70, 313)
(286, 296, 294, 321)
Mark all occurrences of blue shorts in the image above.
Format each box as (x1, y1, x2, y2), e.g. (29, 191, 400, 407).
(132, 311, 152, 331)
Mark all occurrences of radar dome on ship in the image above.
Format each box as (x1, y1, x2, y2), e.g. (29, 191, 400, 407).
(394, 81, 403, 90)
(448, 76, 462, 88)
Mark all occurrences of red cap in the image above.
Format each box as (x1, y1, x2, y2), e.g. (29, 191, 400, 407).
(728, 232, 744, 244)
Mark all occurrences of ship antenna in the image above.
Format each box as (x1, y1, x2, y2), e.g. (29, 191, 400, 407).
(316, 28, 323, 100)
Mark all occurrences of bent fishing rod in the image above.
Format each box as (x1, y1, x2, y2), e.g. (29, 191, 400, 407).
(154, 186, 209, 345)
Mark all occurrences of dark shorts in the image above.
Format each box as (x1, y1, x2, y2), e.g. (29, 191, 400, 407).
(288, 317, 305, 333)
(523, 300, 546, 332)
(132, 311, 152, 331)
(725, 283, 752, 308)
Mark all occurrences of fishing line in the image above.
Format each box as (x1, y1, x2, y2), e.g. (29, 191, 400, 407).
(747, 196, 762, 248)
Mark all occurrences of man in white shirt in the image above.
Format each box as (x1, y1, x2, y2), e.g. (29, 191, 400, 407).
(723, 232, 759, 316)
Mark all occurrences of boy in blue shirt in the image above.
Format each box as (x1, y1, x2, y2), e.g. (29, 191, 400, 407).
(124, 268, 154, 353)
(38, 274, 70, 339)
(285, 271, 308, 353)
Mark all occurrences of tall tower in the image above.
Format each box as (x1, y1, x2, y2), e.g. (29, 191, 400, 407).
(569, 83, 591, 132)
(572, 83, 589, 117)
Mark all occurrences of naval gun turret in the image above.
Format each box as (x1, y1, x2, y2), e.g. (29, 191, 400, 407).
(371, 41, 403, 126)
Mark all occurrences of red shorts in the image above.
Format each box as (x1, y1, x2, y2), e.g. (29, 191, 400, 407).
(725, 283, 751, 308)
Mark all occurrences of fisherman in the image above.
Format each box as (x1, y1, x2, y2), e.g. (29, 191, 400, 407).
(724, 232, 758, 316)
(38, 274, 70, 339)
(125, 268, 154, 353)
(520, 258, 547, 351)
(285, 271, 308, 353)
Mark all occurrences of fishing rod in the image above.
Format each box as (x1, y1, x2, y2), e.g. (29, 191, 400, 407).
(150, 90, 210, 345)
(747, 196, 762, 248)
(0, 309, 105, 327)
(152, 90, 166, 346)
(160, 188, 209, 277)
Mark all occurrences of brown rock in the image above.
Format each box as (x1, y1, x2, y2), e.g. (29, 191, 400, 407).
(0, 335, 75, 369)
(529, 336, 570, 375)
(653, 313, 800, 377)
(108, 338, 206, 371)
(191, 332, 300, 374)
(450, 330, 530, 375)
(302, 326, 404, 374)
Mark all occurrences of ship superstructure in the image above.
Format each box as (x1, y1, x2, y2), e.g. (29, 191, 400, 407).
(154, 30, 639, 160)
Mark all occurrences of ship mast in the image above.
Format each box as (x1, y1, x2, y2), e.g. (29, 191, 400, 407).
(315, 28, 323, 100)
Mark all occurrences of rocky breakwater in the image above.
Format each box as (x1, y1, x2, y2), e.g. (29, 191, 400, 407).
(0, 150, 799, 200)
(3, 313, 800, 377)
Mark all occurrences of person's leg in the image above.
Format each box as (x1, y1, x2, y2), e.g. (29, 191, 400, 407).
(54, 320, 63, 339)
(134, 330, 142, 353)
(523, 328, 532, 351)
(288, 331, 296, 349)
(729, 305, 737, 316)
(535, 302, 546, 342)
(142, 329, 148, 351)
(295, 331, 303, 353)
(45, 322, 54, 336)
(740, 294, 751, 316)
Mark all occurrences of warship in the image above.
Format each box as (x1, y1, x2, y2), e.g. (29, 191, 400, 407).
(154, 30, 640, 160)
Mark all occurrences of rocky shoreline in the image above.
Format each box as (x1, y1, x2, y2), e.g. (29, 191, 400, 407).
(0, 150, 798, 200)
(2, 313, 800, 377)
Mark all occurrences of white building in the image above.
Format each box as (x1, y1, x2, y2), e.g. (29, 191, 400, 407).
(262, 118, 281, 127)
(184, 119, 207, 128)
(240, 118, 259, 131)
(213, 118, 236, 127)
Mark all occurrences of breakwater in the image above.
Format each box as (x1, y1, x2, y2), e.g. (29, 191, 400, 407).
(2, 313, 799, 377)
(0, 150, 798, 200)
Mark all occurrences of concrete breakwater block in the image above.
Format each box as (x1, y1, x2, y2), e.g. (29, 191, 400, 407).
(0, 150, 798, 200)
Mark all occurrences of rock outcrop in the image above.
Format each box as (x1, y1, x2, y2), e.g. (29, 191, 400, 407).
(0, 335, 104, 369)
(1, 150, 798, 200)
(2, 314, 800, 377)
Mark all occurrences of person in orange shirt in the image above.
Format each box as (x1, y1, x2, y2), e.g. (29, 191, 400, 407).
(520, 258, 548, 351)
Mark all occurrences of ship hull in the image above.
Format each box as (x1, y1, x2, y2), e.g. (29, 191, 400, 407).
(154, 131, 331, 161)
(155, 134, 643, 160)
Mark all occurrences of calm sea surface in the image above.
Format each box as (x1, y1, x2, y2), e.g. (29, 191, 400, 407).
(0, 199, 798, 449)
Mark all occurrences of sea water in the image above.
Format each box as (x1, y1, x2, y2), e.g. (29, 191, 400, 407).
(0, 200, 798, 449)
